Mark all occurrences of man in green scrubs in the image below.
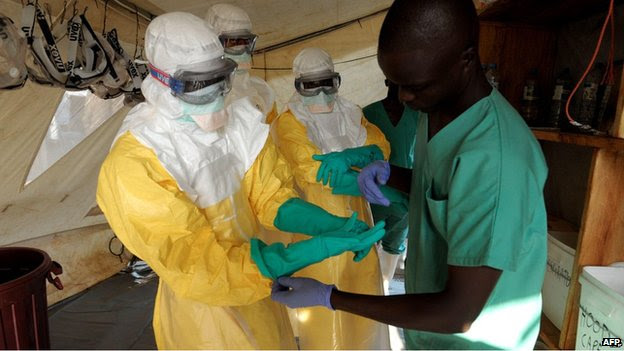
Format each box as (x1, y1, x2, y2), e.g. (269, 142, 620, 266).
(271, 0, 549, 349)
(363, 80, 419, 279)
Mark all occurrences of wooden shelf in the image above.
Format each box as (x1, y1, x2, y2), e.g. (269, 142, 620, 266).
(539, 314, 561, 350)
(531, 128, 624, 151)
(478, 0, 622, 25)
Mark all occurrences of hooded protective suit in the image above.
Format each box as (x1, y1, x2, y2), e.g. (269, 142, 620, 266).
(272, 48, 391, 349)
(205, 4, 277, 123)
(97, 13, 302, 349)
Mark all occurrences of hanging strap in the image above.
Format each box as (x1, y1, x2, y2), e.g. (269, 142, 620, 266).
(106, 28, 143, 91)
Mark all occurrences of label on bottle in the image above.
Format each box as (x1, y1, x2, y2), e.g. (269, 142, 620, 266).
(552, 85, 564, 100)
(582, 83, 598, 101)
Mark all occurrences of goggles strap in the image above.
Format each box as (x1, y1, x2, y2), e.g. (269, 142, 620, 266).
(106, 29, 143, 92)
(66, 15, 81, 73)
(148, 63, 172, 88)
(34, 4, 66, 74)
(80, 14, 115, 80)
(20, 1, 36, 44)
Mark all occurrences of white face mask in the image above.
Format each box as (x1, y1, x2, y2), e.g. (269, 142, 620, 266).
(180, 95, 228, 131)
(302, 92, 336, 114)
(225, 52, 252, 71)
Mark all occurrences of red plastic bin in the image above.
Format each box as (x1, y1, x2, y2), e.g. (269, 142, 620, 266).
(0, 247, 62, 350)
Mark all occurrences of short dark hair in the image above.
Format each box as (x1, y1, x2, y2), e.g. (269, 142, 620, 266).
(379, 0, 479, 56)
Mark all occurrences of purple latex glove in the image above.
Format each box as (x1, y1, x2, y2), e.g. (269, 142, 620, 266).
(271, 276, 336, 310)
(357, 160, 391, 206)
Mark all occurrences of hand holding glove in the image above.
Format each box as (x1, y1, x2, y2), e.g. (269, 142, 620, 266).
(357, 160, 391, 206)
(271, 276, 336, 310)
(312, 145, 383, 187)
(251, 214, 386, 280)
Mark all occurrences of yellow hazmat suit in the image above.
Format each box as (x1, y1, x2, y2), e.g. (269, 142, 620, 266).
(273, 102, 391, 349)
(97, 12, 300, 350)
(97, 130, 300, 349)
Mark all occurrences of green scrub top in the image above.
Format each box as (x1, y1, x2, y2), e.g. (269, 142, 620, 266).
(405, 89, 548, 350)
(363, 101, 419, 169)
(363, 101, 420, 254)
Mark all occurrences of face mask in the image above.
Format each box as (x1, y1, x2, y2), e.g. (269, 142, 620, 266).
(180, 95, 228, 131)
(225, 52, 252, 71)
(302, 92, 336, 114)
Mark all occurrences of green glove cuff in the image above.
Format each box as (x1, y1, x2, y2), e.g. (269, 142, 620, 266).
(330, 170, 362, 196)
(250, 238, 275, 279)
(274, 198, 347, 236)
(371, 203, 409, 254)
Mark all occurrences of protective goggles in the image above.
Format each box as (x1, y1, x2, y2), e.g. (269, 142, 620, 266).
(294, 71, 341, 97)
(218, 32, 257, 55)
(149, 57, 237, 105)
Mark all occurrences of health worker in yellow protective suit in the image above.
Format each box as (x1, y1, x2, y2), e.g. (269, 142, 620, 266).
(271, 47, 391, 349)
(96, 13, 385, 350)
(205, 4, 278, 124)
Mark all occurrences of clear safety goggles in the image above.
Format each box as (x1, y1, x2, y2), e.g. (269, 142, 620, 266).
(294, 71, 341, 97)
(218, 32, 257, 55)
(149, 57, 238, 105)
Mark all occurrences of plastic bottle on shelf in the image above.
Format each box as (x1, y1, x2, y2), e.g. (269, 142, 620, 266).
(577, 63, 603, 126)
(485, 63, 500, 90)
(521, 69, 540, 126)
(548, 68, 572, 128)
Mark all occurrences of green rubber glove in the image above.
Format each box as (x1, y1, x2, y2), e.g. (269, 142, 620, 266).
(274, 198, 370, 261)
(251, 214, 386, 279)
(274, 198, 368, 235)
(331, 170, 409, 210)
(312, 145, 384, 188)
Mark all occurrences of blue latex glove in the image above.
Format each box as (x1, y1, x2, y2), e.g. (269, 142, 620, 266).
(312, 145, 383, 187)
(271, 276, 336, 310)
(357, 160, 391, 206)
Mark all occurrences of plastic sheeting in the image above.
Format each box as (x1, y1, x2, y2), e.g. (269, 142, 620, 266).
(25, 90, 124, 185)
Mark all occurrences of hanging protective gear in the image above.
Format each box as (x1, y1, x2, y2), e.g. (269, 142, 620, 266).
(20, 3, 113, 90)
(0, 14, 28, 89)
(271, 48, 392, 349)
(205, 4, 277, 123)
(105, 28, 147, 100)
(313, 144, 384, 187)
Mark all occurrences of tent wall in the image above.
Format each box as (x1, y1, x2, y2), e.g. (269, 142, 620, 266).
(10, 225, 132, 305)
(253, 11, 388, 112)
(137, 0, 392, 50)
(0, 0, 146, 302)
